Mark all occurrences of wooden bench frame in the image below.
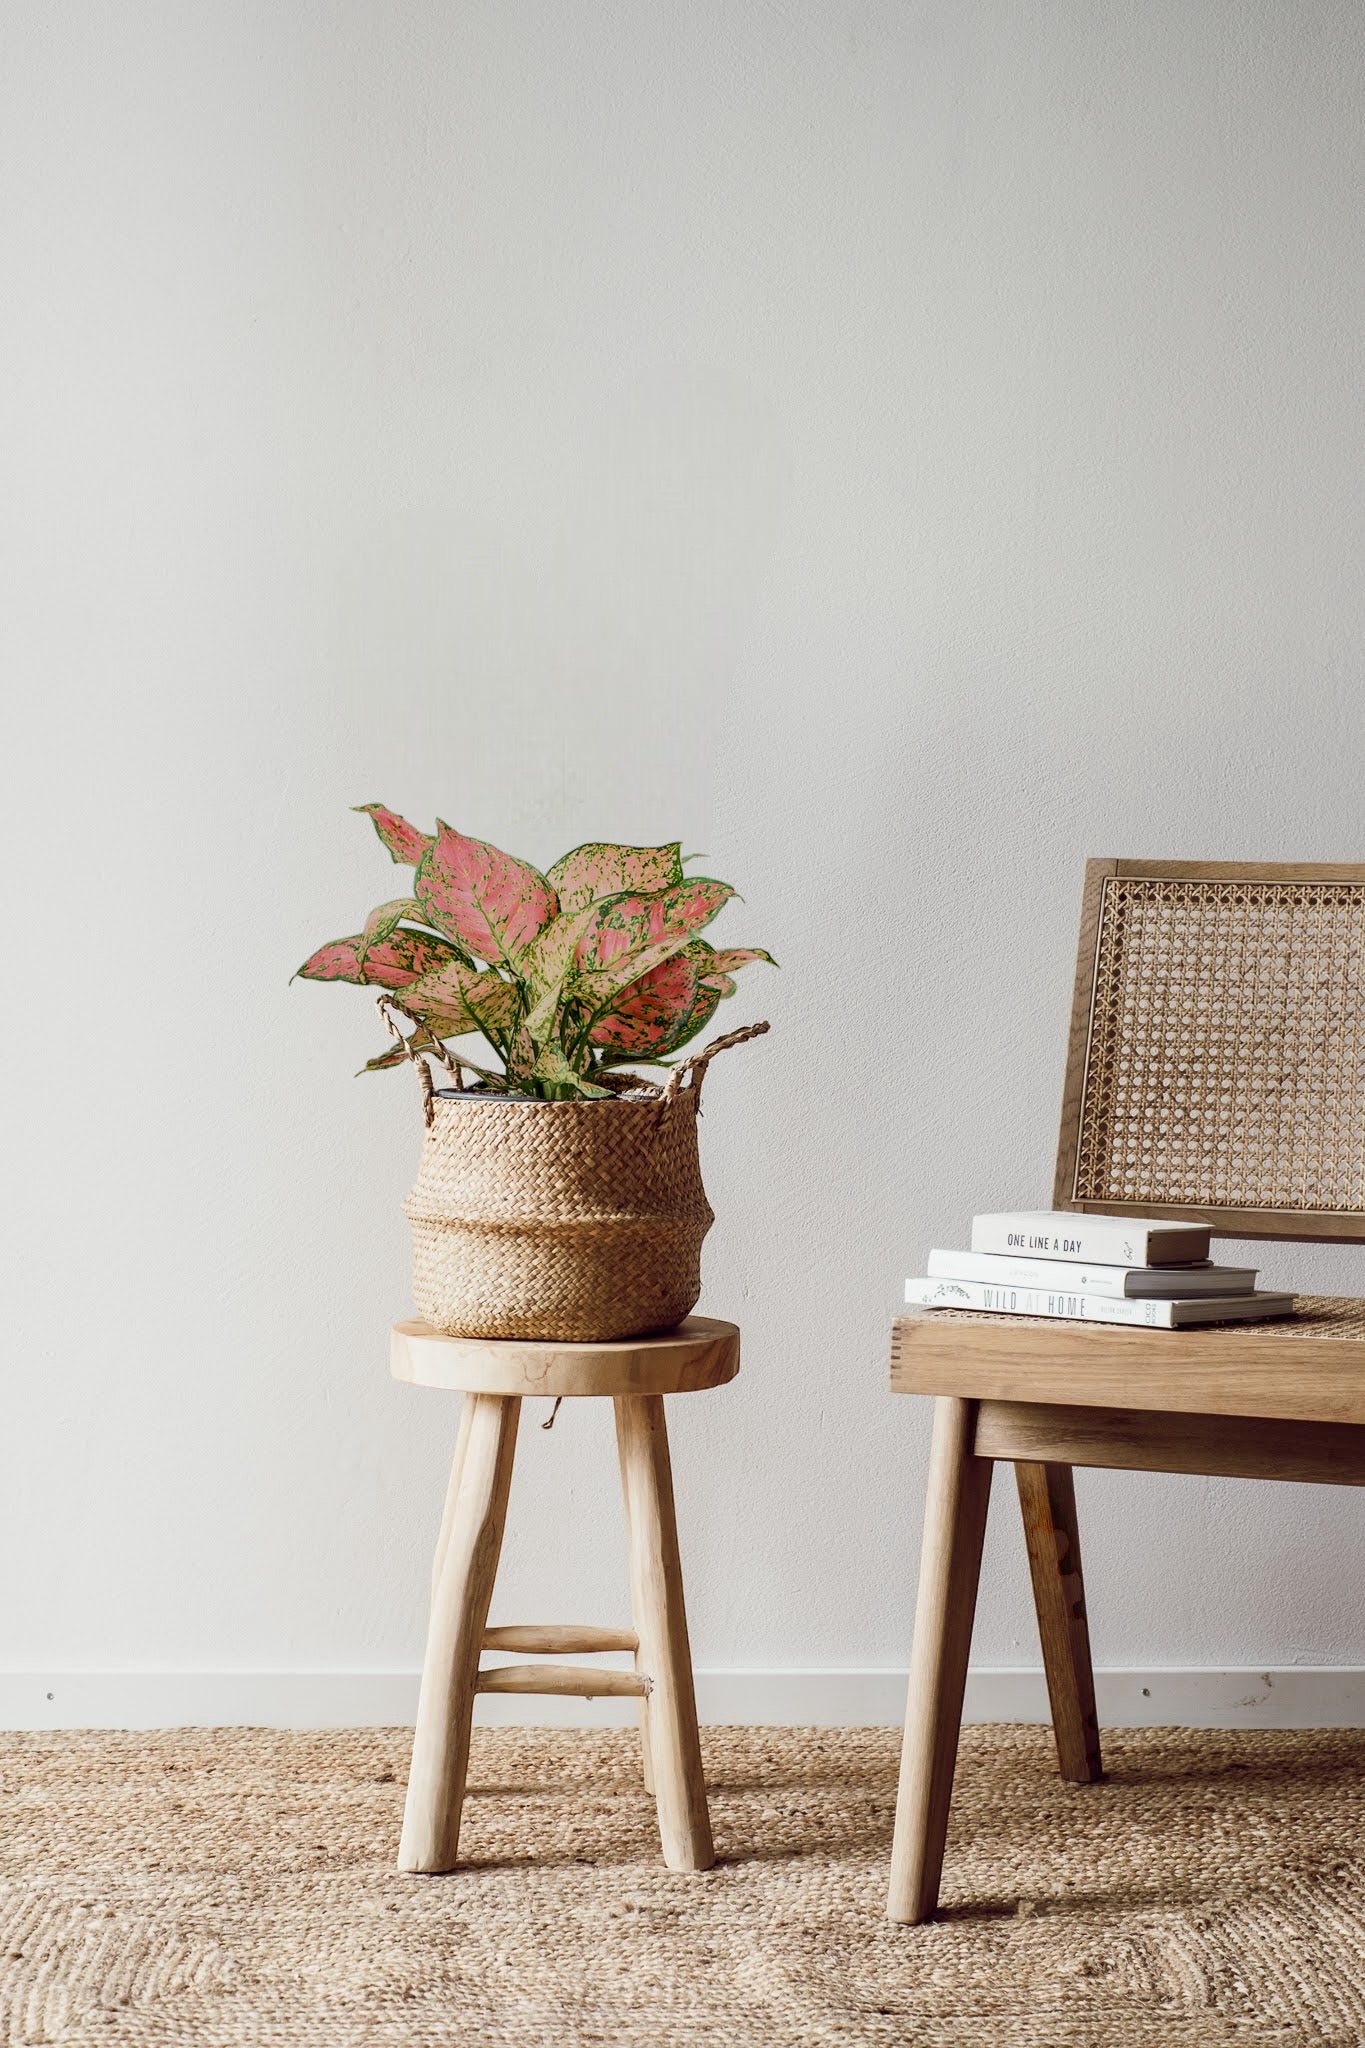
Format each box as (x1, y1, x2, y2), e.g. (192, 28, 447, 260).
(887, 859, 1365, 1922)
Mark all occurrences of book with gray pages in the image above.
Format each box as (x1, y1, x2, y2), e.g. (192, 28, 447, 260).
(925, 1249, 1258, 1299)
(969, 1210, 1211, 1266)
(904, 1277, 1297, 1328)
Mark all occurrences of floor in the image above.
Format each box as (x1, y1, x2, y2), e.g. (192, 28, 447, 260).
(4, 1724, 1364, 2046)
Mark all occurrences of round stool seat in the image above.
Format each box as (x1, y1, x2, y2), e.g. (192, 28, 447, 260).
(391, 1315, 740, 1399)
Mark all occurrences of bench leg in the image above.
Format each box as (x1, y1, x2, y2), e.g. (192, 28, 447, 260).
(398, 1392, 520, 1873)
(615, 1393, 714, 1872)
(887, 1396, 993, 1923)
(1015, 1460, 1103, 1783)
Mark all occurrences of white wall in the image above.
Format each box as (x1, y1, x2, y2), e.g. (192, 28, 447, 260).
(6, 0, 1365, 1724)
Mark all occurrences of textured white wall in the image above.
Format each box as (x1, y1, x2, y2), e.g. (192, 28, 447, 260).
(6, 0, 1365, 1708)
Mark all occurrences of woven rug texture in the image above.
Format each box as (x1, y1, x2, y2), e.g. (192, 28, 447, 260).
(4, 1724, 1365, 2046)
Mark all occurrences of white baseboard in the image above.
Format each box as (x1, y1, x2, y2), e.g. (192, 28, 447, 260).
(4, 1666, 1365, 1731)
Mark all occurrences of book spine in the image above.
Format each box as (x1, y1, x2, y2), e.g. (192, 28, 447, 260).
(926, 1249, 1132, 1297)
(968, 1216, 1201, 1265)
(906, 1279, 1173, 1326)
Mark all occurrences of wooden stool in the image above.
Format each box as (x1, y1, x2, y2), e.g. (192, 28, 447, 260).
(389, 1314, 740, 1875)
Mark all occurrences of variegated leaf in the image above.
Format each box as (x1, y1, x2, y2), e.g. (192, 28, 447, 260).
(504, 1024, 538, 1086)
(644, 939, 728, 1054)
(545, 842, 684, 915)
(661, 979, 724, 1055)
(589, 953, 701, 1054)
(600, 976, 725, 1066)
(532, 1043, 613, 1098)
(357, 928, 461, 991)
(357, 1023, 442, 1075)
(416, 822, 558, 964)
(643, 878, 734, 943)
(704, 947, 778, 973)
(518, 901, 607, 1041)
(362, 897, 424, 946)
(399, 959, 521, 1041)
(354, 803, 434, 867)
(574, 881, 731, 973)
(700, 972, 737, 998)
(572, 881, 734, 1016)
(522, 901, 603, 988)
(295, 936, 367, 983)
(358, 1042, 411, 1072)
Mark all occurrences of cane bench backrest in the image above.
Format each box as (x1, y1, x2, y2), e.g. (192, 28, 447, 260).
(1052, 860, 1365, 1243)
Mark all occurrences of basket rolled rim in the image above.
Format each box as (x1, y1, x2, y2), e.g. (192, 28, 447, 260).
(431, 1088, 676, 1108)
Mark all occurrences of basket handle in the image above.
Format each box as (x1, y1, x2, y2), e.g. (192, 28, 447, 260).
(376, 995, 471, 1126)
(379, 997, 769, 1120)
(661, 1020, 770, 1110)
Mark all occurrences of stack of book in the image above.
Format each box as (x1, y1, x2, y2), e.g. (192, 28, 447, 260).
(905, 1211, 1297, 1327)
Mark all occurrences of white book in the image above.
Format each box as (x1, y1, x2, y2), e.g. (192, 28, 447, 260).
(904, 1277, 1296, 1328)
(970, 1210, 1211, 1267)
(926, 1249, 1258, 1299)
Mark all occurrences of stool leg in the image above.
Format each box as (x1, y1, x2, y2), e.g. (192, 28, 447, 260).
(398, 1392, 520, 1873)
(1015, 1461, 1103, 1783)
(430, 1395, 474, 1606)
(616, 1464, 656, 1794)
(635, 1682, 657, 1796)
(887, 1396, 993, 1923)
(614, 1393, 713, 1872)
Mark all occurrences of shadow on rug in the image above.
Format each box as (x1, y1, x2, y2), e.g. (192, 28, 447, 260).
(4, 1725, 1365, 2045)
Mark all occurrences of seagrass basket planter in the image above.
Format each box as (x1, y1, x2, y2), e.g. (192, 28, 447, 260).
(397, 1024, 766, 1342)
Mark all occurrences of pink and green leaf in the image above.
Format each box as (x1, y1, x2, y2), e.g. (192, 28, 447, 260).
(358, 930, 460, 991)
(574, 880, 731, 975)
(398, 958, 521, 1041)
(654, 943, 729, 1053)
(570, 881, 735, 1016)
(362, 897, 424, 946)
(415, 823, 559, 965)
(642, 878, 734, 944)
(704, 947, 778, 973)
(296, 925, 458, 988)
(354, 804, 434, 867)
(545, 842, 684, 916)
(643, 939, 729, 1055)
(503, 1024, 538, 1087)
(356, 1022, 443, 1075)
(531, 1043, 613, 1098)
(663, 980, 725, 1055)
(518, 901, 608, 1041)
(358, 1042, 411, 1073)
(295, 935, 368, 983)
(599, 975, 725, 1066)
(700, 971, 737, 998)
(588, 952, 701, 1054)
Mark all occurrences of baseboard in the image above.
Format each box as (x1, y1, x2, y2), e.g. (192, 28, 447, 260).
(4, 1666, 1365, 1731)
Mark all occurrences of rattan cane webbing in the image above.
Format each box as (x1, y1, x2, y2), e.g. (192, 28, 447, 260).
(1072, 876, 1365, 1217)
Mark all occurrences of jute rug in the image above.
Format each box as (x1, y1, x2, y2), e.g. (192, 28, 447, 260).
(4, 1725, 1365, 2046)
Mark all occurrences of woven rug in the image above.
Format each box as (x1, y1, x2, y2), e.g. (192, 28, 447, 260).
(4, 1725, 1365, 2046)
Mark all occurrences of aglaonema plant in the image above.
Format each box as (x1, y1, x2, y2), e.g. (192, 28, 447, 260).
(296, 804, 776, 1099)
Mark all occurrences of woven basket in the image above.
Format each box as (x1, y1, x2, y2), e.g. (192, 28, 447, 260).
(389, 1020, 768, 1343)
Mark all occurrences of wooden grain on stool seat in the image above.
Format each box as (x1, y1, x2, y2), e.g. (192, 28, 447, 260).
(392, 1316, 740, 1397)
